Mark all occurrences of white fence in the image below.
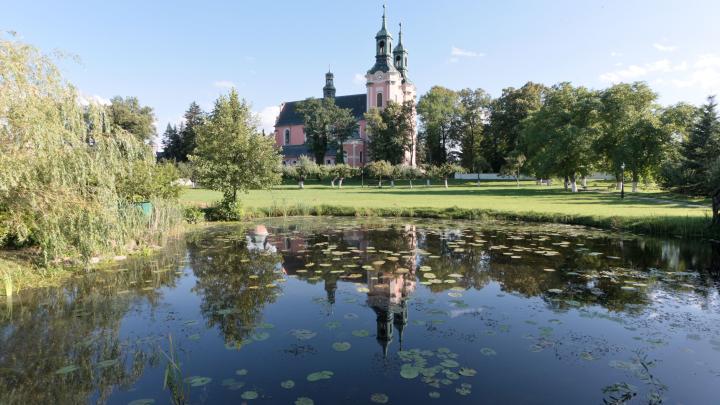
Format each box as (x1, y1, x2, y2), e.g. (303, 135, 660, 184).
(454, 172, 615, 181)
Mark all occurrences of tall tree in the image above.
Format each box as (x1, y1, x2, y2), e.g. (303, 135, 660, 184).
(179, 101, 205, 161)
(522, 83, 601, 192)
(365, 100, 415, 164)
(160, 123, 181, 160)
(296, 97, 357, 164)
(108, 96, 156, 142)
(682, 96, 720, 181)
(485, 82, 546, 171)
(189, 89, 282, 204)
(417, 86, 458, 165)
(452, 88, 492, 178)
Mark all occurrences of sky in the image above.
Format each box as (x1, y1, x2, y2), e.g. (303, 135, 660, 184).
(3, 0, 720, 145)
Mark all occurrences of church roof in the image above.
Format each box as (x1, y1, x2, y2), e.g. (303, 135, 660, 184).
(276, 94, 367, 126)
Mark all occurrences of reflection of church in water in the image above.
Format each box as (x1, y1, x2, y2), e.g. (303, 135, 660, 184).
(265, 224, 419, 356)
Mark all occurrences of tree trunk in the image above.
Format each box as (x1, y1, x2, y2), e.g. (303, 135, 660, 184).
(632, 171, 639, 193)
(515, 173, 520, 188)
(330, 178, 336, 188)
(299, 180, 304, 189)
(581, 176, 587, 188)
(564, 176, 569, 191)
(426, 179, 431, 187)
(378, 179, 383, 188)
(570, 175, 578, 193)
(409, 180, 413, 189)
(712, 188, 720, 226)
(339, 178, 344, 188)
(444, 178, 448, 189)
(390, 180, 395, 187)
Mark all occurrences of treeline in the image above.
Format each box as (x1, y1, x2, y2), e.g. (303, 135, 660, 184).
(0, 38, 183, 264)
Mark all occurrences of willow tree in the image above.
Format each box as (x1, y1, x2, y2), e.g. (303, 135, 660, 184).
(0, 36, 181, 264)
(190, 89, 282, 203)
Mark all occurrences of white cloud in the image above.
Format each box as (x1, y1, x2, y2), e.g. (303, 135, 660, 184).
(599, 59, 687, 83)
(451, 46, 483, 58)
(653, 43, 678, 52)
(353, 73, 366, 86)
(213, 80, 236, 89)
(256, 105, 280, 134)
(77, 91, 110, 106)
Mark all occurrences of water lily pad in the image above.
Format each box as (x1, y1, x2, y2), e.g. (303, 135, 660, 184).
(252, 331, 270, 341)
(241, 391, 258, 400)
(128, 399, 155, 405)
(55, 365, 79, 375)
(428, 391, 441, 399)
(307, 370, 334, 382)
(332, 342, 352, 352)
(400, 365, 420, 379)
(440, 359, 459, 368)
(281, 380, 295, 389)
(97, 358, 119, 369)
(370, 393, 389, 403)
(325, 321, 341, 330)
(458, 367, 477, 376)
(480, 347, 497, 356)
(183, 376, 212, 387)
(236, 368, 249, 376)
(352, 329, 370, 337)
(344, 313, 359, 320)
(290, 329, 317, 340)
(295, 397, 314, 405)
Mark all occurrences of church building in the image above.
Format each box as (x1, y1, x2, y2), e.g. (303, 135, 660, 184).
(274, 7, 417, 167)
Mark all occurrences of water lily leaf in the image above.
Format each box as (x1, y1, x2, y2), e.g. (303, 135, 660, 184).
(183, 376, 212, 387)
(307, 370, 334, 382)
(295, 397, 314, 405)
(352, 329, 370, 337)
(458, 367, 477, 376)
(440, 359, 459, 368)
(281, 380, 295, 389)
(55, 365, 79, 375)
(343, 313, 359, 320)
(236, 369, 249, 376)
(370, 393, 389, 403)
(400, 365, 420, 379)
(428, 391, 441, 399)
(252, 331, 270, 341)
(290, 329, 317, 340)
(480, 347, 497, 356)
(241, 391, 258, 400)
(325, 321, 341, 330)
(128, 399, 155, 405)
(332, 342, 352, 352)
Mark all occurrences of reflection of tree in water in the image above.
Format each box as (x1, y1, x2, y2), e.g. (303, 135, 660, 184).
(0, 238, 185, 404)
(186, 226, 282, 347)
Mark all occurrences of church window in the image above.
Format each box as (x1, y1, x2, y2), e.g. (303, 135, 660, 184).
(376, 92, 383, 108)
(360, 151, 364, 163)
(284, 128, 290, 144)
(378, 41, 385, 53)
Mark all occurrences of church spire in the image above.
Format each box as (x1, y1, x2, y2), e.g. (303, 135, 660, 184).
(368, 5, 397, 74)
(323, 70, 336, 98)
(393, 22, 409, 80)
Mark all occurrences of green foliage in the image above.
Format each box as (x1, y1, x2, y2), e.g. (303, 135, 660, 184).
(183, 206, 205, 224)
(365, 101, 415, 164)
(296, 98, 358, 164)
(417, 86, 458, 165)
(485, 82, 546, 171)
(0, 38, 182, 264)
(522, 83, 601, 190)
(108, 95, 156, 142)
(190, 89, 282, 203)
(452, 88, 492, 173)
(500, 151, 527, 186)
(366, 160, 393, 187)
(203, 200, 245, 221)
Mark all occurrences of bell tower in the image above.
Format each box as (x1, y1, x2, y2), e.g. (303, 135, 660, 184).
(393, 23, 409, 81)
(323, 70, 336, 98)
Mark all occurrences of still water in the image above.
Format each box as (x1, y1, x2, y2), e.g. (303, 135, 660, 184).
(1, 218, 719, 405)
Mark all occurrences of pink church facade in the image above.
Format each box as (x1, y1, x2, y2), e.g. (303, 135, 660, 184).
(274, 7, 417, 168)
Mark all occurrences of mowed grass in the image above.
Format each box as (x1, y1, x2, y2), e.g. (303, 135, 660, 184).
(180, 179, 710, 219)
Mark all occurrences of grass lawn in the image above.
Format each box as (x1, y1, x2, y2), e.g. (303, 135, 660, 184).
(180, 179, 711, 219)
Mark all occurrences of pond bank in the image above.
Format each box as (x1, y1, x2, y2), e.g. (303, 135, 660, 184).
(203, 203, 720, 240)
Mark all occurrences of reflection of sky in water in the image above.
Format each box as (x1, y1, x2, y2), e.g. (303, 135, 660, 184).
(0, 218, 719, 405)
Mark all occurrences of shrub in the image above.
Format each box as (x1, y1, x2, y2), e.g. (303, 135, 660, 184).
(183, 206, 205, 224)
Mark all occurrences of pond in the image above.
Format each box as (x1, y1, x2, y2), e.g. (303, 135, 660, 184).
(1, 218, 719, 404)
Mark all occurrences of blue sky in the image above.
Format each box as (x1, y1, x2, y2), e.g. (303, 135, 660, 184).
(4, 0, 720, 143)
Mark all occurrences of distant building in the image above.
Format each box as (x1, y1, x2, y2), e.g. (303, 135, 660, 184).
(274, 6, 417, 167)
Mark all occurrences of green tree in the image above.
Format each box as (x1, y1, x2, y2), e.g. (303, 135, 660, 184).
(485, 82, 546, 171)
(365, 100, 415, 164)
(296, 98, 357, 164)
(190, 89, 282, 203)
(108, 96, 156, 142)
(399, 164, 422, 188)
(452, 88, 492, 182)
(174, 101, 205, 161)
(433, 163, 465, 189)
(160, 123, 182, 161)
(417, 86, 458, 165)
(682, 96, 720, 186)
(327, 164, 357, 188)
(366, 160, 393, 188)
(500, 151, 527, 187)
(522, 83, 601, 192)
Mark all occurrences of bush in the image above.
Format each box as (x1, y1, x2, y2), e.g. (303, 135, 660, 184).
(203, 200, 245, 221)
(183, 206, 205, 224)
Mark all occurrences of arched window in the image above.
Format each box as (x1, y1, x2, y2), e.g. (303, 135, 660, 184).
(284, 129, 290, 144)
(378, 41, 385, 54)
(376, 92, 383, 108)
